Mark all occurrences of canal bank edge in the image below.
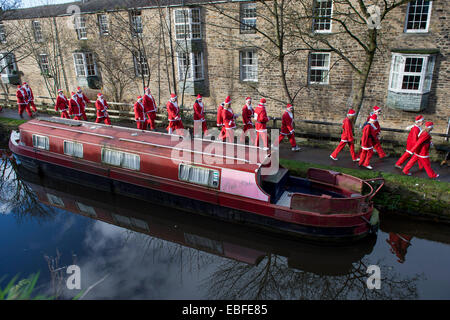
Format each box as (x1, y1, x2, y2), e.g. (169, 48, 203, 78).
(280, 159, 450, 223)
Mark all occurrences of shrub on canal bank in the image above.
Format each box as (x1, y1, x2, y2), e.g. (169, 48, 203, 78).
(280, 158, 450, 223)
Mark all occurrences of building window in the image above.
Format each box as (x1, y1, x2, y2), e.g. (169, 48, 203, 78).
(0, 52, 17, 76)
(174, 8, 201, 40)
(97, 14, 109, 35)
(389, 53, 435, 93)
(32, 134, 49, 150)
(240, 50, 258, 82)
(32, 20, 43, 42)
(0, 23, 6, 43)
(308, 52, 330, 84)
(177, 51, 204, 81)
(64, 140, 83, 158)
(240, 3, 257, 33)
(101, 148, 140, 171)
(73, 52, 97, 77)
(179, 163, 220, 188)
(74, 16, 87, 40)
(405, 1, 432, 33)
(133, 52, 149, 77)
(39, 54, 50, 75)
(130, 10, 143, 36)
(312, 0, 333, 32)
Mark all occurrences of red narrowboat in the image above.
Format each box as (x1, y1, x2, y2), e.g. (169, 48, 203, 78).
(9, 117, 383, 242)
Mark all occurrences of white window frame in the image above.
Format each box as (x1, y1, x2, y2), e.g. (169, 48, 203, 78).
(133, 51, 149, 77)
(178, 163, 220, 189)
(32, 20, 43, 42)
(63, 140, 83, 158)
(39, 54, 50, 75)
(130, 11, 143, 36)
(312, 0, 333, 33)
(0, 52, 17, 76)
(97, 14, 109, 35)
(74, 16, 87, 40)
(0, 23, 6, 43)
(73, 52, 97, 77)
(308, 52, 330, 85)
(101, 148, 140, 171)
(174, 8, 202, 40)
(240, 49, 258, 82)
(404, 0, 432, 33)
(388, 53, 435, 94)
(240, 2, 257, 33)
(177, 51, 204, 81)
(32, 134, 49, 150)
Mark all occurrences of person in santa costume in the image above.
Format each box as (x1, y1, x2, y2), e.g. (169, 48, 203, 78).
(254, 98, 269, 148)
(22, 82, 37, 113)
(166, 93, 184, 134)
(16, 85, 32, 118)
(278, 104, 300, 152)
(69, 92, 83, 120)
(217, 97, 230, 141)
(358, 114, 380, 170)
(222, 98, 238, 143)
(395, 115, 424, 169)
(402, 121, 439, 179)
(365, 106, 386, 158)
(193, 94, 208, 137)
(143, 87, 157, 131)
(240, 97, 256, 144)
(76, 87, 90, 121)
(54, 89, 70, 119)
(330, 109, 358, 161)
(95, 93, 111, 125)
(134, 96, 147, 130)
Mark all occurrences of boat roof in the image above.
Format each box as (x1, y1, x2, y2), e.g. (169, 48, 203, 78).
(19, 117, 269, 173)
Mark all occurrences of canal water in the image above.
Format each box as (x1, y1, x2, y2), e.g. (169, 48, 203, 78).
(1, 151, 450, 300)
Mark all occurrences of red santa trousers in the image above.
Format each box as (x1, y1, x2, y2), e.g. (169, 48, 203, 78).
(29, 101, 37, 112)
(359, 148, 374, 167)
(136, 120, 147, 130)
(146, 112, 156, 130)
(255, 131, 268, 148)
(96, 117, 111, 125)
(402, 155, 438, 178)
(396, 151, 423, 169)
(278, 133, 297, 148)
(240, 125, 256, 144)
(18, 104, 33, 117)
(331, 141, 357, 160)
(60, 111, 70, 119)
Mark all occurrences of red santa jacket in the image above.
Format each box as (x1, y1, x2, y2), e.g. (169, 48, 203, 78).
(222, 107, 236, 129)
(242, 104, 254, 126)
(166, 100, 181, 122)
(360, 123, 379, 150)
(134, 101, 146, 121)
(55, 95, 69, 112)
(405, 125, 421, 154)
(340, 117, 354, 142)
(69, 97, 82, 116)
(366, 114, 381, 135)
(95, 98, 109, 118)
(410, 130, 432, 158)
(76, 93, 90, 112)
(24, 87, 34, 102)
(254, 105, 269, 131)
(280, 110, 295, 135)
(217, 103, 224, 126)
(16, 88, 28, 105)
(143, 94, 157, 114)
(193, 100, 205, 121)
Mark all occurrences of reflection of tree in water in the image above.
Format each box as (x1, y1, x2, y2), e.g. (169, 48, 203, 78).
(203, 254, 422, 300)
(0, 155, 56, 222)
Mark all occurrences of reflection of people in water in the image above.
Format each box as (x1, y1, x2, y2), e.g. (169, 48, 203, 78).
(386, 233, 413, 263)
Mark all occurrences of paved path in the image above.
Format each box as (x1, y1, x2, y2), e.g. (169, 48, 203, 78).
(1, 107, 448, 183)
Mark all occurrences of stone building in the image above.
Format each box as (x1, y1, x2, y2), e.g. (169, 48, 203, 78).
(0, 0, 448, 135)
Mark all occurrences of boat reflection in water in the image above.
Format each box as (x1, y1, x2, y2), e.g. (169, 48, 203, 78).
(16, 164, 376, 277)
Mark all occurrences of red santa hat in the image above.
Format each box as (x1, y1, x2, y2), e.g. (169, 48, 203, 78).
(137, 96, 143, 101)
(347, 109, 356, 116)
(71, 92, 76, 96)
(246, 97, 251, 101)
(17, 85, 21, 89)
(260, 98, 266, 105)
(373, 106, 381, 112)
(286, 104, 293, 110)
(197, 94, 202, 100)
(77, 87, 82, 92)
(23, 82, 28, 86)
(425, 121, 433, 129)
(170, 93, 177, 99)
(97, 93, 103, 98)
(224, 96, 231, 104)
(57, 89, 63, 93)
(369, 114, 378, 121)
(415, 115, 424, 123)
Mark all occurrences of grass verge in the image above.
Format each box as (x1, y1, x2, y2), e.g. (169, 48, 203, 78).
(280, 158, 450, 222)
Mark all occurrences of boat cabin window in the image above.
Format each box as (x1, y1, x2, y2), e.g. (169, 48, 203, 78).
(101, 148, 140, 171)
(179, 163, 220, 189)
(32, 134, 49, 150)
(76, 202, 96, 217)
(64, 141, 83, 158)
(46, 193, 64, 207)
